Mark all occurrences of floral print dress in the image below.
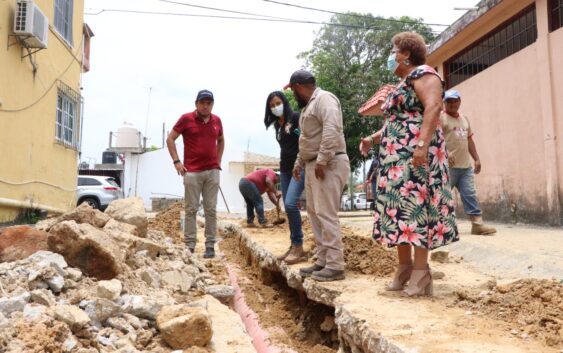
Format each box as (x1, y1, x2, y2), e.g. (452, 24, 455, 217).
(373, 65, 459, 250)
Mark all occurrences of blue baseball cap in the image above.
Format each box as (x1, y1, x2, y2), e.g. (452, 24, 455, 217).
(444, 89, 461, 101)
(196, 89, 214, 102)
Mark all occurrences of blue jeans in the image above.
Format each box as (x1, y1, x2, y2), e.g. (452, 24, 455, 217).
(280, 170, 305, 246)
(239, 178, 266, 224)
(449, 168, 482, 216)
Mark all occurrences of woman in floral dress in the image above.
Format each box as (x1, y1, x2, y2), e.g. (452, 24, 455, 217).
(360, 32, 459, 296)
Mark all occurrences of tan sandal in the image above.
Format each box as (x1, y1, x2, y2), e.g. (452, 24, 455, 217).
(386, 264, 413, 291)
(401, 267, 433, 297)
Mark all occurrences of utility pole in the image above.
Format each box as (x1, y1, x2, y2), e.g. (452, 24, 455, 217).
(162, 122, 165, 149)
(143, 87, 153, 147)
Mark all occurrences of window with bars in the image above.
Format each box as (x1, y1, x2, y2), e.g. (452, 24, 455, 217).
(550, 0, 563, 32)
(55, 82, 81, 150)
(54, 0, 73, 45)
(444, 5, 537, 88)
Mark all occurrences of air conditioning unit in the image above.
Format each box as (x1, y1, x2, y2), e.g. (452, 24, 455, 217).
(13, 0, 48, 49)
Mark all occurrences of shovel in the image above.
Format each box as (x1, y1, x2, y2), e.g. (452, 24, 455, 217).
(273, 204, 286, 225)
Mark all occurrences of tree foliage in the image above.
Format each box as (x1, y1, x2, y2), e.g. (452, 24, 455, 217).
(300, 14, 435, 171)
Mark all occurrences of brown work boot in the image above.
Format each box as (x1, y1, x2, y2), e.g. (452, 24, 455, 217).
(284, 245, 306, 265)
(311, 268, 345, 282)
(299, 264, 324, 278)
(259, 222, 274, 228)
(471, 222, 496, 235)
(277, 246, 292, 261)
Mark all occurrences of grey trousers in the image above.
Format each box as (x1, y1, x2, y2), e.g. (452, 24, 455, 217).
(305, 154, 350, 271)
(184, 169, 220, 249)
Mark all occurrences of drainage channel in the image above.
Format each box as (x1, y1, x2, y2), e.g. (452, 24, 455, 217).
(218, 231, 339, 353)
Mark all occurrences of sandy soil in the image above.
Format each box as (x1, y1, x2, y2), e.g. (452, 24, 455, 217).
(260, 210, 396, 277)
(220, 233, 338, 353)
(148, 202, 184, 244)
(455, 278, 563, 348)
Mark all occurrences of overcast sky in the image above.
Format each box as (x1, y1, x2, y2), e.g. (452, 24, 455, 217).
(80, 0, 477, 167)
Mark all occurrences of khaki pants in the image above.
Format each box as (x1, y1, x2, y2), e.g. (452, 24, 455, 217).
(184, 169, 220, 249)
(305, 154, 350, 271)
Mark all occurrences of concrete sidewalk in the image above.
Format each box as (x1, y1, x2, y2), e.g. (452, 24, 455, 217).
(340, 217, 563, 281)
(221, 221, 560, 353)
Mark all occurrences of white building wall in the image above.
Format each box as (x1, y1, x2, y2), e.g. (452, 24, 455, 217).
(123, 144, 249, 212)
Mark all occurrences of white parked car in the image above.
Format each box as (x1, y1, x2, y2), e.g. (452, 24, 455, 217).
(76, 175, 123, 210)
(352, 192, 372, 210)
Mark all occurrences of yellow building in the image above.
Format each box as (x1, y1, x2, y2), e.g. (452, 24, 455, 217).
(0, 0, 92, 223)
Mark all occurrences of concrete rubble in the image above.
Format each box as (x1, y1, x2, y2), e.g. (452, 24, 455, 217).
(0, 200, 248, 353)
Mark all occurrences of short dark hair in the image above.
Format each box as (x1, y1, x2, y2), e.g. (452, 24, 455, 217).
(392, 32, 427, 66)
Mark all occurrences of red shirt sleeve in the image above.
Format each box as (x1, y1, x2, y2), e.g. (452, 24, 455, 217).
(173, 114, 188, 134)
(215, 116, 223, 137)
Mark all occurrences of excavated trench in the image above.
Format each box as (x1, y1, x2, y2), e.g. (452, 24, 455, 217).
(218, 231, 339, 353)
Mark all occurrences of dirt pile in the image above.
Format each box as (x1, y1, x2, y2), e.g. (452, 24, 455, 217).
(148, 202, 184, 244)
(455, 279, 563, 348)
(261, 209, 396, 276)
(342, 235, 396, 276)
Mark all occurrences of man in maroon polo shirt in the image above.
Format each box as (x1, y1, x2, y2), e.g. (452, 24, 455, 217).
(166, 89, 225, 258)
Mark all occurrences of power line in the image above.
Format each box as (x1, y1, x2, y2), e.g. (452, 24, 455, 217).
(0, 37, 83, 113)
(84, 8, 441, 33)
(84, 8, 386, 30)
(261, 0, 450, 27)
(158, 0, 296, 21)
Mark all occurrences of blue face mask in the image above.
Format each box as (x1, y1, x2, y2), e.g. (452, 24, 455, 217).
(387, 53, 398, 72)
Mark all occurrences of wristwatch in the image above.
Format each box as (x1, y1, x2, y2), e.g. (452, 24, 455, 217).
(173, 160, 181, 164)
(417, 140, 425, 148)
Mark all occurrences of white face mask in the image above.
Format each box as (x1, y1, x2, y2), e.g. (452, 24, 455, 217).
(270, 104, 284, 117)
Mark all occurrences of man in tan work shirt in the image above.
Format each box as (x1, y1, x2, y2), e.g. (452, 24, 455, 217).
(441, 89, 496, 235)
(285, 69, 350, 282)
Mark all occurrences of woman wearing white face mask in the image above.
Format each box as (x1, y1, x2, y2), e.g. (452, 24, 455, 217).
(264, 91, 306, 264)
(359, 32, 459, 297)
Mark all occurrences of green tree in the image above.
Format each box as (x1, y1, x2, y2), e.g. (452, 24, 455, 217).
(300, 13, 435, 171)
(283, 89, 299, 112)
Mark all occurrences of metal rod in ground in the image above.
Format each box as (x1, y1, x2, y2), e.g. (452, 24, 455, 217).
(219, 186, 230, 213)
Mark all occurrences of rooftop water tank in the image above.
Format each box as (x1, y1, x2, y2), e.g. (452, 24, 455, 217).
(115, 123, 140, 149)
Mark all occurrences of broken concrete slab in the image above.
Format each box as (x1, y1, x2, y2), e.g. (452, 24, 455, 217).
(54, 305, 91, 331)
(120, 295, 174, 320)
(0, 292, 30, 317)
(48, 221, 125, 280)
(105, 198, 148, 237)
(61, 203, 111, 228)
(193, 295, 255, 353)
(96, 279, 122, 301)
(156, 304, 212, 349)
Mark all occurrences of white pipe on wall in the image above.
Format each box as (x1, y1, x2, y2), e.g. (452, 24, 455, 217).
(0, 197, 65, 214)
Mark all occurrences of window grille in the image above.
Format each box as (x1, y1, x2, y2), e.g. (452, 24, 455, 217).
(550, 0, 563, 32)
(55, 81, 81, 150)
(445, 5, 537, 88)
